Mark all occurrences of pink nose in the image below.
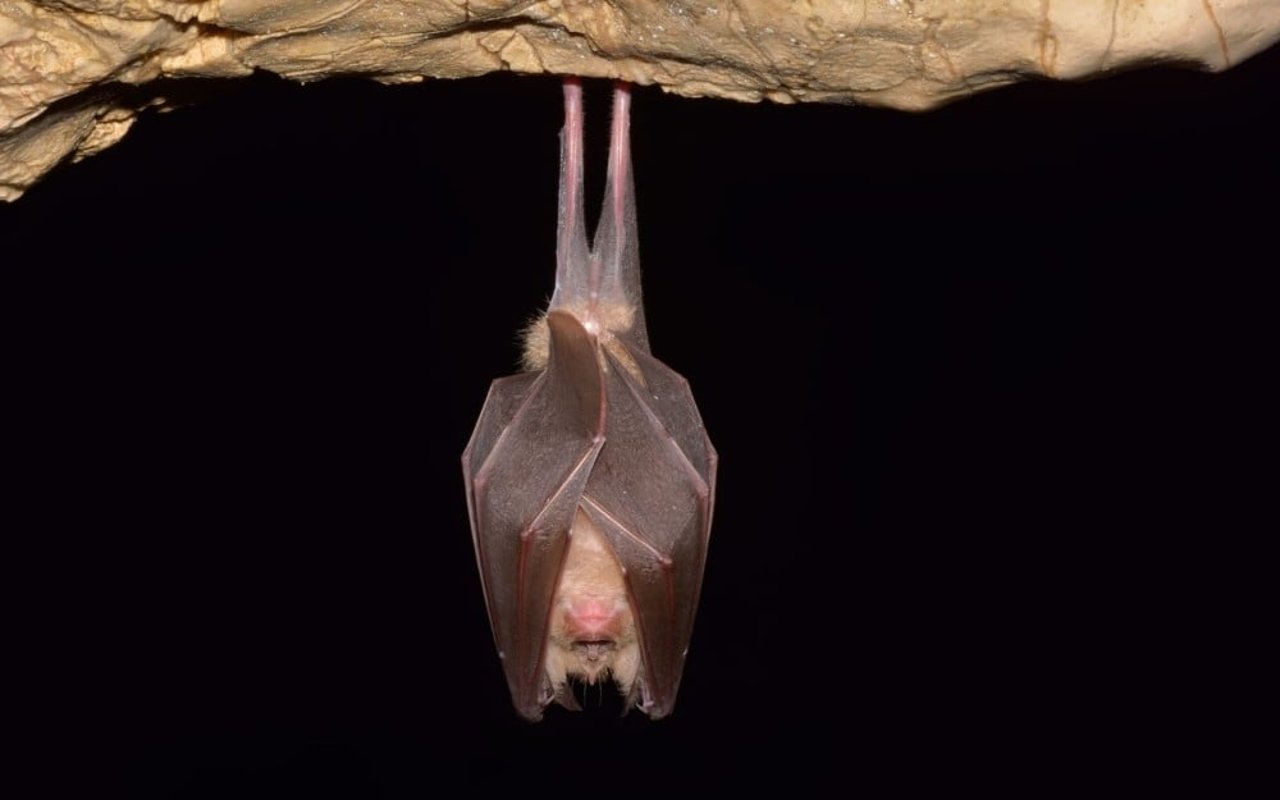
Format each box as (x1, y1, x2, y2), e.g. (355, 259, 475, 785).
(563, 599, 622, 640)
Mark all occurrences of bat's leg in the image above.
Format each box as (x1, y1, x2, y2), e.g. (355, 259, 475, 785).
(606, 81, 631, 277)
(595, 81, 648, 350)
(555, 77, 587, 292)
(542, 79, 648, 354)
(524, 79, 588, 371)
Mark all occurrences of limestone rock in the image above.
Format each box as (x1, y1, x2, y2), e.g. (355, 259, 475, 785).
(2, 0, 1278, 200)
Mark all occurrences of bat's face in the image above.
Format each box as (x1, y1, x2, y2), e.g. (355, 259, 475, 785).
(542, 510, 641, 698)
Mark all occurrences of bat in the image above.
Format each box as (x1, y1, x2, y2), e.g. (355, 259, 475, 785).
(462, 79, 717, 720)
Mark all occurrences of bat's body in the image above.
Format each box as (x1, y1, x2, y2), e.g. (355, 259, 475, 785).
(462, 80, 716, 720)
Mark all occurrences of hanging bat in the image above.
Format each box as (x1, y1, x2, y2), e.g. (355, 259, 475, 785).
(462, 79, 716, 720)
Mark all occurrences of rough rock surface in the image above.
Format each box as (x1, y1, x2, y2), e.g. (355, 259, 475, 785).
(2, 0, 1278, 200)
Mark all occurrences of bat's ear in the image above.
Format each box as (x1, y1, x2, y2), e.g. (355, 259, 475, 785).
(554, 686, 582, 712)
(620, 679, 642, 718)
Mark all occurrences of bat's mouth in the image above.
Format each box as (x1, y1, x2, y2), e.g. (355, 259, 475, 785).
(572, 639, 617, 666)
(576, 632, 624, 675)
(568, 638, 619, 685)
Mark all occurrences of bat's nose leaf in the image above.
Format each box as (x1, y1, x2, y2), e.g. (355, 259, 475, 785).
(464, 312, 610, 720)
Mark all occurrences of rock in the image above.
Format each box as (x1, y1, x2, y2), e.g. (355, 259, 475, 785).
(2, 0, 1278, 200)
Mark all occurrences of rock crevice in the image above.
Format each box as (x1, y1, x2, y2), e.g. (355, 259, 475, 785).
(2, 0, 1278, 200)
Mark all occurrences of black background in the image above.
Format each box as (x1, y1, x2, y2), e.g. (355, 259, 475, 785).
(7, 43, 1275, 796)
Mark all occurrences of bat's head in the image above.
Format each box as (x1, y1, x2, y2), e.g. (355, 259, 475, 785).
(542, 509, 643, 710)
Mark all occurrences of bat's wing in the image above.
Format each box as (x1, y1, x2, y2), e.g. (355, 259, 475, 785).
(581, 341, 717, 719)
(462, 311, 607, 719)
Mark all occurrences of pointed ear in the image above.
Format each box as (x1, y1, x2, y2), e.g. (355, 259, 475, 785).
(554, 685, 583, 711)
